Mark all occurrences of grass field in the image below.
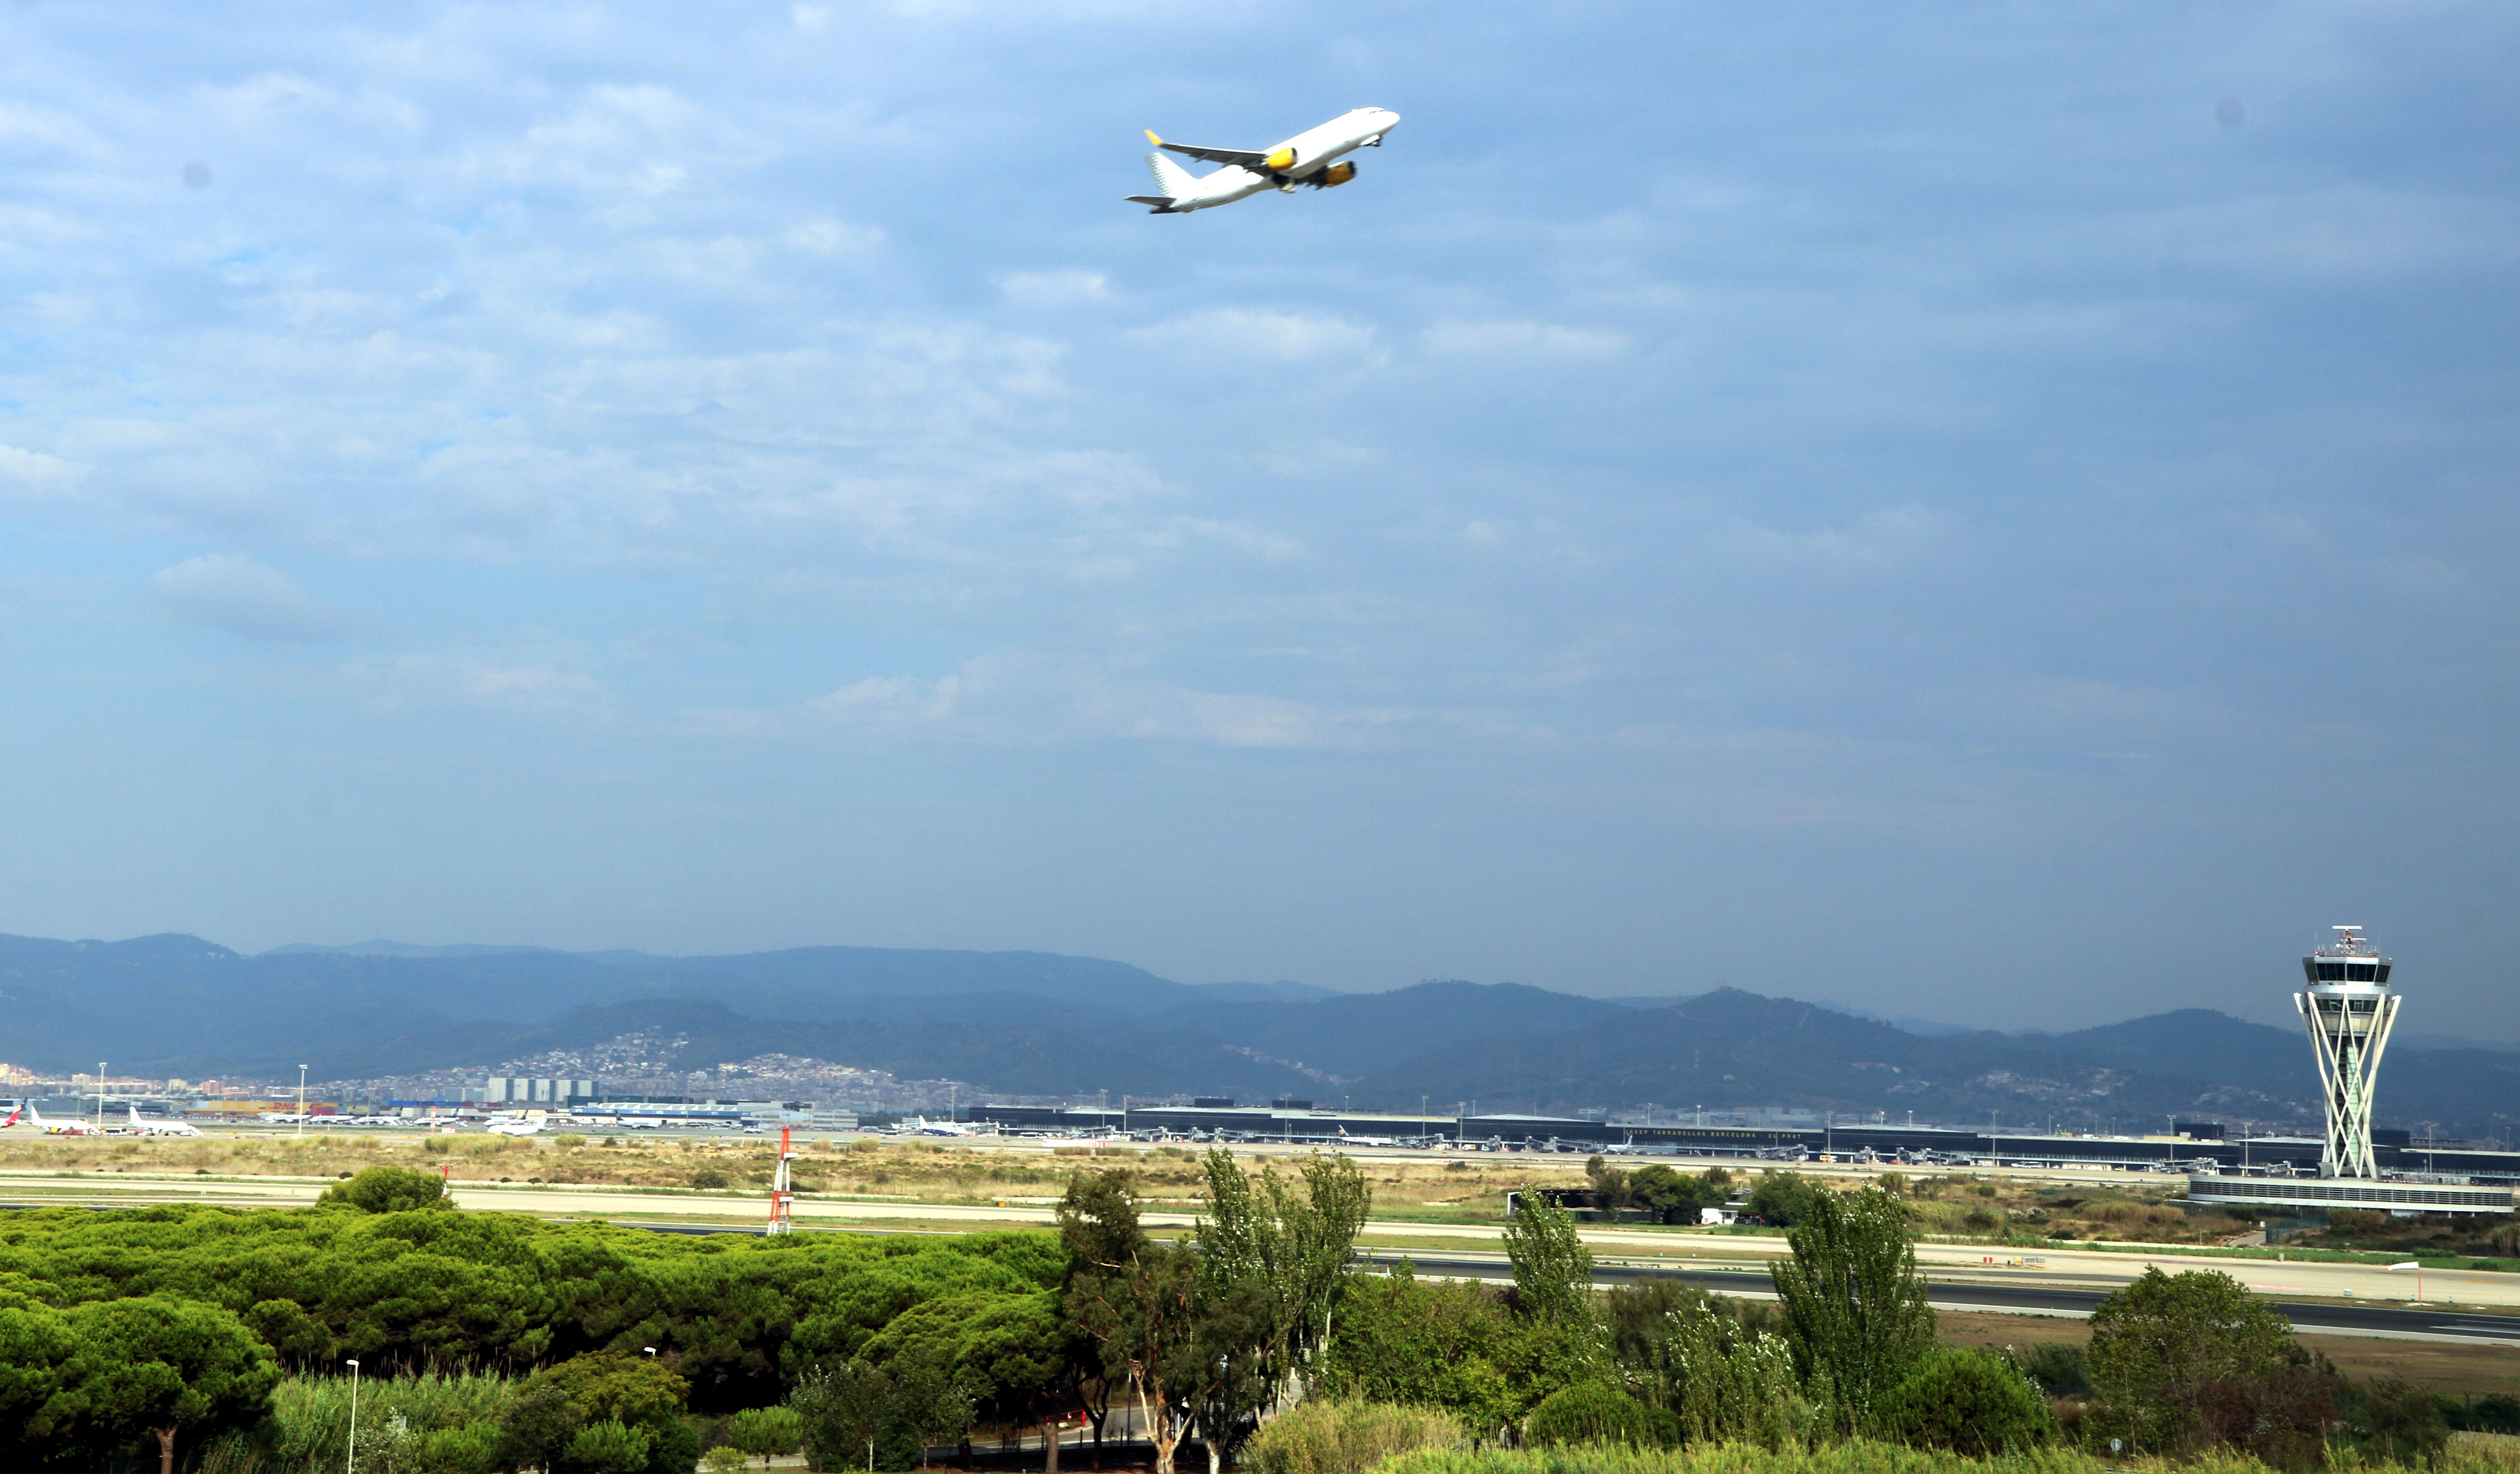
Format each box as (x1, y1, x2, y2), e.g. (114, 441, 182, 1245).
(1931, 1308, 2520, 1396)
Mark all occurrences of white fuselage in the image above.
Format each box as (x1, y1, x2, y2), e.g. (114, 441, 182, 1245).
(127, 1108, 202, 1137)
(1172, 107, 1399, 211)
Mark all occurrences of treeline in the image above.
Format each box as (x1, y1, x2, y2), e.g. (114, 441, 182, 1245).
(0, 1154, 1369, 1473)
(1328, 1185, 2462, 1468)
(0, 1158, 2487, 1473)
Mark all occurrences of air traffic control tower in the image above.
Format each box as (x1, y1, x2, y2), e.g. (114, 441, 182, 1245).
(2188, 926, 2512, 1216)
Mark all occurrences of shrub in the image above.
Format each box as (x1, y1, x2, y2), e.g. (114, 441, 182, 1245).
(691, 1168, 731, 1190)
(1525, 1383, 1651, 1447)
(1874, 1347, 2056, 1455)
(1242, 1398, 1463, 1474)
(313, 1165, 452, 1214)
(2016, 1343, 2091, 1398)
(2446, 1391, 2520, 1434)
(2083, 1267, 2295, 1455)
(566, 1418, 654, 1473)
(730, 1404, 805, 1468)
(2338, 1376, 2450, 1464)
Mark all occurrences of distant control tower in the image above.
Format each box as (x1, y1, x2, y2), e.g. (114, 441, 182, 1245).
(2187, 925, 2511, 1216)
(2295, 925, 2398, 1179)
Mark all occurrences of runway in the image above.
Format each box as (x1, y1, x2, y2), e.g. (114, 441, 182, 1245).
(1363, 1253, 2520, 1347)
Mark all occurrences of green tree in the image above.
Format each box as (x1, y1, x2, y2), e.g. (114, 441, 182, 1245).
(501, 1380, 589, 1473)
(1609, 1285, 1804, 1449)
(315, 1165, 454, 1214)
(1744, 1171, 1825, 1227)
(1059, 1170, 1205, 1474)
(1874, 1347, 2057, 1455)
(565, 1418, 654, 1474)
(730, 1404, 804, 1469)
(1190, 1149, 1370, 1469)
(1767, 1185, 1934, 1435)
(2085, 1267, 2296, 1455)
(1501, 1193, 1592, 1328)
(58, 1295, 281, 1474)
(1315, 1263, 1521, 1433)
(1625, 1166, 1722, 1226)
(792, 1363, 911, 1472)
(0, 1297, 86, 1462)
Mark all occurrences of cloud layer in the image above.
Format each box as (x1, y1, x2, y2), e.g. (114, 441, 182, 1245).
(0, 2, 2515, 1037)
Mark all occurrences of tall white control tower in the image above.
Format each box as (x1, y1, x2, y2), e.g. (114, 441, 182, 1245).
(2295, 925, 2398, 1179)
(2187, 925, 2510, 1216)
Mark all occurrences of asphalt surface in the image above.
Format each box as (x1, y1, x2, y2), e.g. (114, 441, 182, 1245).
(1363, 1252, 2520, 1345)
(606, 1220, 2519, 1348)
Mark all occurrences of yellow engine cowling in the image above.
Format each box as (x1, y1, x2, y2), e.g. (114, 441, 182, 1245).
(1265, 146, 1298, 172)
(1317, 160, 1357, 186)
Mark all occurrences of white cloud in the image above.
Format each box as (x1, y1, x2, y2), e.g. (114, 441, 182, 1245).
(1421, 320, 1628, 357)
(786, 220, 886, 254)
(147, 555, 353, 641)
(697, 652, 1425, 750)
(996, 269, 1110, 307)
(341, 651, 611, 716)
(1134, 309, 1377, 363)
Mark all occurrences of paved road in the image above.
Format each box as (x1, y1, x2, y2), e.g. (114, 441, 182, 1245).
(1361, 1252, 2520, 1346)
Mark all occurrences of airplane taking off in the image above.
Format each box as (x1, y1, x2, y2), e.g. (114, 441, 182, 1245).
(1130, 107, 1399, 214)
(127, 1106, 202, 1138)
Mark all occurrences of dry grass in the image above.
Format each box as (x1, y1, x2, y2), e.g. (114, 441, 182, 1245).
(1932, 1308, 2520, 1397)
(0, 1133, 1588, 1216)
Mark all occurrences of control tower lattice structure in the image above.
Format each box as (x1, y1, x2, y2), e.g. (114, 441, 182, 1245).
(2295, 925, 2399, 1180)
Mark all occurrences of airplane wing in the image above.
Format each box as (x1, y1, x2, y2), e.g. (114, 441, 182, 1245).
(1145, 130, 1265, 167)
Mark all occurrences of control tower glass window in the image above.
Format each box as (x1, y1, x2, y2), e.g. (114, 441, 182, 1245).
(2316, 962, 2347, 981)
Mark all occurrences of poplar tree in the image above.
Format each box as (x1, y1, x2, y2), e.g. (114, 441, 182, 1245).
(1767, 1185, 1934, 1434)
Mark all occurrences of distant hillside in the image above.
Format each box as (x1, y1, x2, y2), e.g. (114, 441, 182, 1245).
(3, 932, 2509, 1139)
(1143, 981, 1630, 1080)
(1358, 988, 2314, 1129)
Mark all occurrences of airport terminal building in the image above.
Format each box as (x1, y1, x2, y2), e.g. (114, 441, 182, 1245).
(966, 1100, 2520, 1188)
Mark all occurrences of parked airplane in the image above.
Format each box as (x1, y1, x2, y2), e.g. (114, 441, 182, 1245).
(1129, 107, 1399, 214)
(909, 1116, 973, 1137)
(126, 1106, 202, 1138)
(1336, 1126, 1397, 1148)
(9, 1103, 101, 1136)
(485, 1111, 547, 1138)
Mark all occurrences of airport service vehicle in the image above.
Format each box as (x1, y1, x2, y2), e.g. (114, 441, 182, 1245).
(1129, 107, 1399, 214)
(125, 1106, 202, 1138)
(7, 1104, 101, 1136)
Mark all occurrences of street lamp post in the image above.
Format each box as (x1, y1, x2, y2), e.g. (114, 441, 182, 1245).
(344, 1359, 361, 1474)
(297, 1066, 309, 1138)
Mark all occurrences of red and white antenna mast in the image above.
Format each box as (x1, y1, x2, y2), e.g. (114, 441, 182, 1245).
(767, 1125, 796, 1236)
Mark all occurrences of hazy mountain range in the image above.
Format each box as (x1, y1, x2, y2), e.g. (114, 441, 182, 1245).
(4, 933, 2514, 1141)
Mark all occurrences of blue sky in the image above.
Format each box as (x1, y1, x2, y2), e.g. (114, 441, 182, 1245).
(2, 2, 2514, 1036)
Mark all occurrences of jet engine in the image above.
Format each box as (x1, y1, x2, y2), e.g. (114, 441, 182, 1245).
(1310, 160, 1357, 188)
(1264, 146, 1298, 172)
